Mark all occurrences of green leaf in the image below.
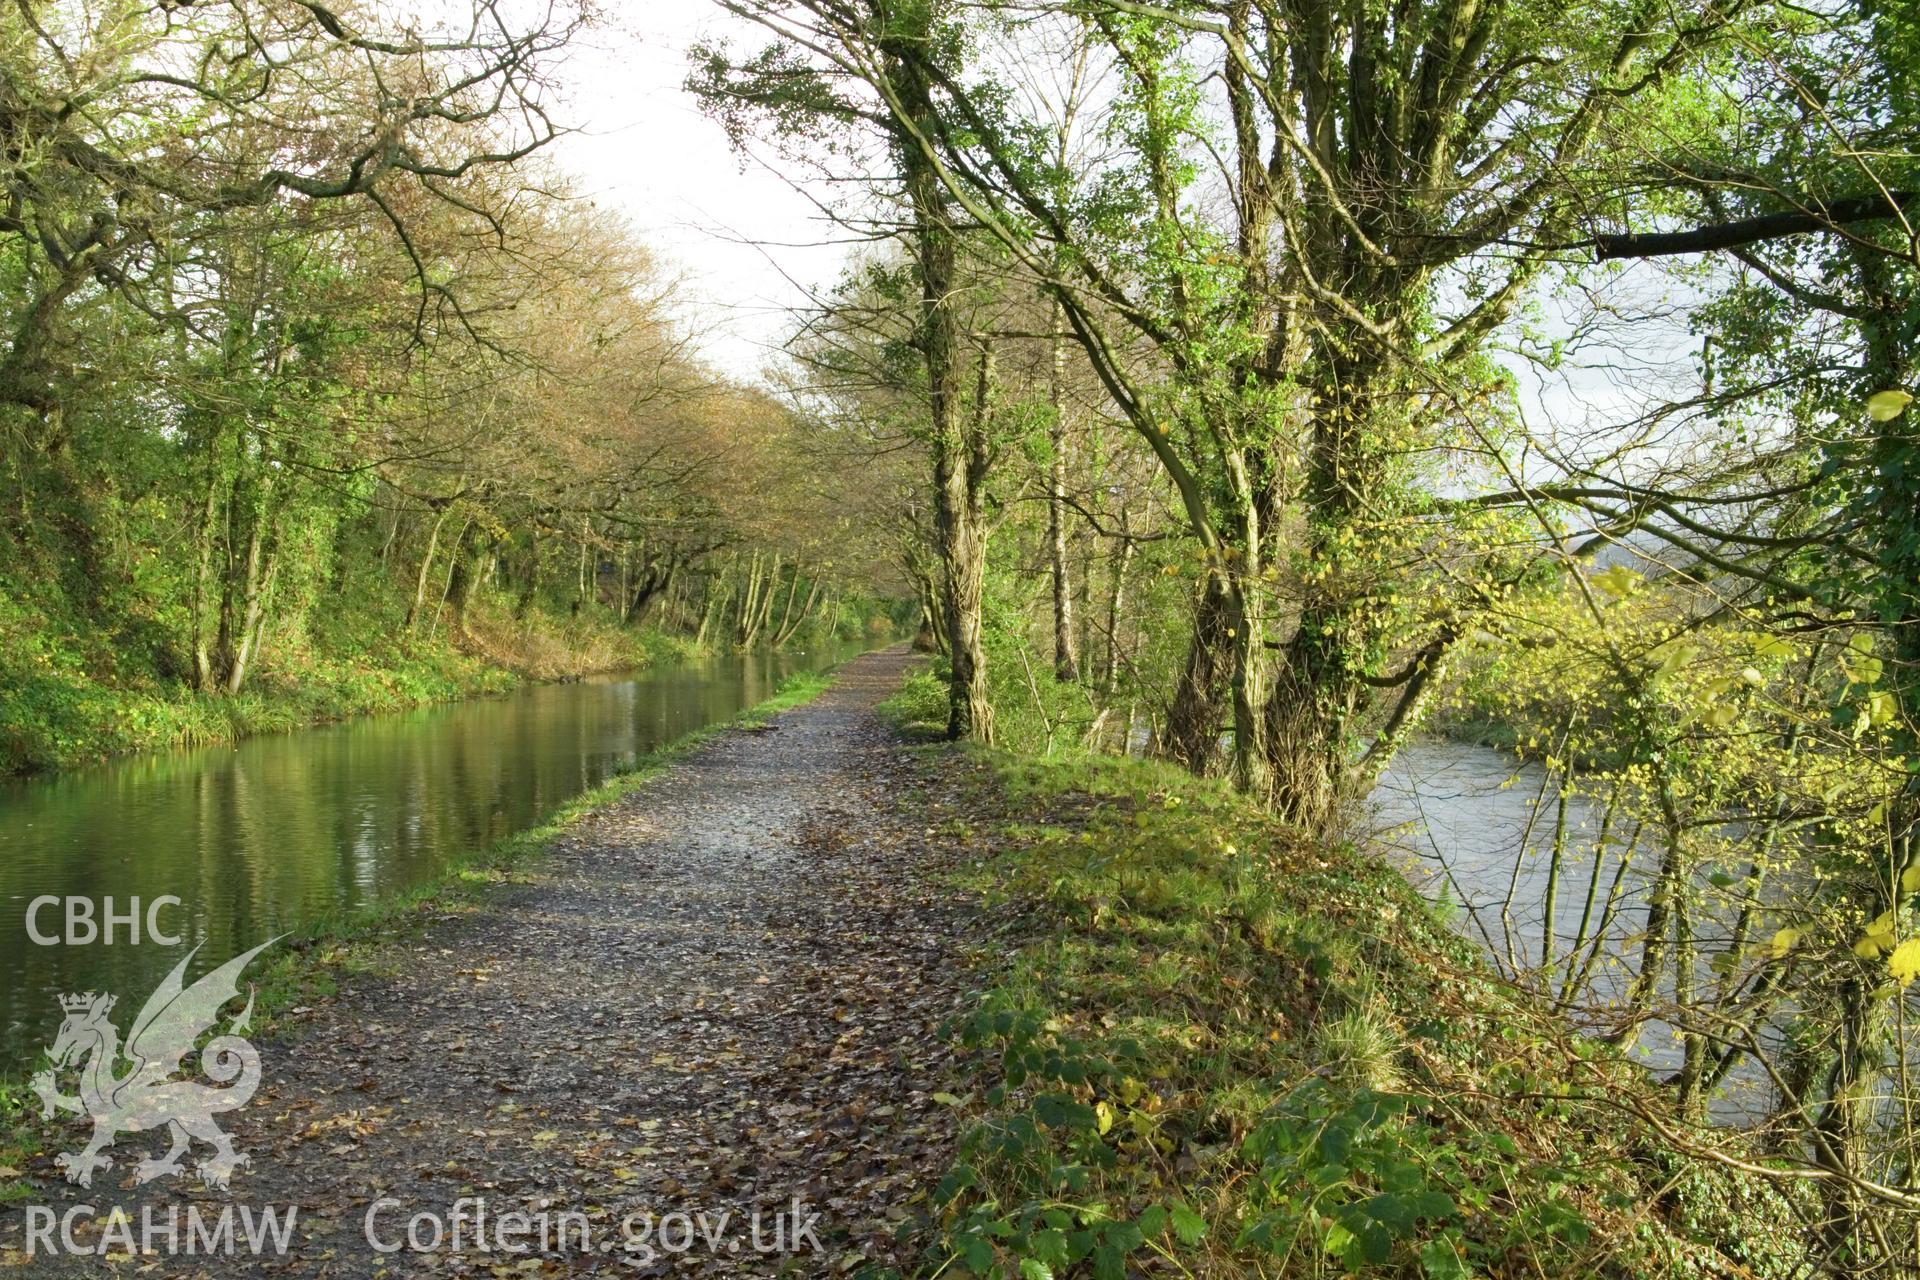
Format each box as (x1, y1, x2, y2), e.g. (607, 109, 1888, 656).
(1421, 1238, 1473, 1280)
(1169, 1202, 1208, 1246)
(959, 1233, 993, 1273)
(1359, 1220, 1393, 1264)
(1319, 1122, 1352, 1167)
(1019, 1260, 1054, 1280)
(1868, 389, 1913, 421)
(1030, 1228, 1070, 1266)
(1359, 1192, 1416, 1234)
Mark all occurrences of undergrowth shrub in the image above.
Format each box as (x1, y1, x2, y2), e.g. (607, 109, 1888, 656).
(898, 753, 1800, 1279)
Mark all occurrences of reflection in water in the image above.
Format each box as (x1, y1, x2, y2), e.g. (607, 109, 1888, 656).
(0, 647, 860, 1071)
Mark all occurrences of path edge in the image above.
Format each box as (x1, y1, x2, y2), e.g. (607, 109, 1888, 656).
(0, 656, 866, 1177)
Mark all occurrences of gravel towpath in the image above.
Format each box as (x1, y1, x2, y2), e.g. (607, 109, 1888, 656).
(4, 645, 973, 1277)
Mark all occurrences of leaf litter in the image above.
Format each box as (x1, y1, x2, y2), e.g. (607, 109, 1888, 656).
(1, 648, 982, 1277)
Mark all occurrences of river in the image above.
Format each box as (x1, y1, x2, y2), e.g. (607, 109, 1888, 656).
(0, 645, 865, 1074)
(1372, 738, 1777, 1124)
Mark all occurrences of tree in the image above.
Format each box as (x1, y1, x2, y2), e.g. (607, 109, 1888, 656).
(0, 1, 583, 427)
(694, 0, 999, 739)
(1486, 4, 1920, 1253)
(708, 0, 1755, 822)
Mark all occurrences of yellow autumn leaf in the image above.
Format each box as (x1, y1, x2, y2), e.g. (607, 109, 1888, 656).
(1855, 911, 1899, 958)
(1867, 388, 1913, 421)
(1593, 564, 1640, 598)
(1890, 939, 1920, 988)
(1769, 927, 1801, 958)
(1653, 641, 1700, 679)
(1902, 862, 1920, 895)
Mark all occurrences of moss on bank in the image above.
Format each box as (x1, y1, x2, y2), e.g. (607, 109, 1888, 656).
(875, 697, 1805, 1276)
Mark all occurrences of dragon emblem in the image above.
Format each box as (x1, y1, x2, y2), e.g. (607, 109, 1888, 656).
(31, 939, 279, 1190)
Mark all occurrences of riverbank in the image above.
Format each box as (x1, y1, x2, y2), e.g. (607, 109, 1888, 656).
(868, 691, 1805, 1276)
(896, 749, 1812, 1278)
(1, 653, 1805, 1277)
(0, 578, 705, 776)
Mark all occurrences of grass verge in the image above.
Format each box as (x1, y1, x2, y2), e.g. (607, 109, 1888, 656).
(874, 660, 949, 740)
(0, 669, 837, 1201)
(900, 749, 1805, 1279)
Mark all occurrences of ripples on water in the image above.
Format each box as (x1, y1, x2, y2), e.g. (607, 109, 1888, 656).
(1371, 738, 1777, 1125)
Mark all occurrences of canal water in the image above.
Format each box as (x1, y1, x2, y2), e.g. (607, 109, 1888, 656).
(0, 645, 865, 1073)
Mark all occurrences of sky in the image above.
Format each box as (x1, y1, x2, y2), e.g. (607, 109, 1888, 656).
(540, 3, 1696, 447)
(547, 4, 855, 382)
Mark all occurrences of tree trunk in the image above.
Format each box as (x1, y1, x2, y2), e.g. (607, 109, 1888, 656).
(1046, 297, 1078, 681)
(1163, 575, 1231, 774)
(695, 571, 724, 649)
(1261, 605, 1364, 832)
(625, 558, 675, 625)
(904, 554, 946, 653)
(1101, 519, 1135, 693)
(737, 552, 775, 649)
(1806, 255, 1919, 1257)
(223, 460, 279, 695)
(239, 551, 280, 682)
(1224, 576, 1271, 799)
(514, 533, 540, 620)
(575, 516, 591, 614)
(378, 503, 400, 568)
(773, 577, 823, 649)
(755, 560, 779, 637)
(189, 436, 223, 692)
(427, 518, 470, 643)
(888, 23, 992, 743)
(1259, 363, 1386, 830)
(406, 500, 457, 634)
(935, 348, 993, 742)
(769, 564, 802, 642)
(448, 525, 490, 627)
